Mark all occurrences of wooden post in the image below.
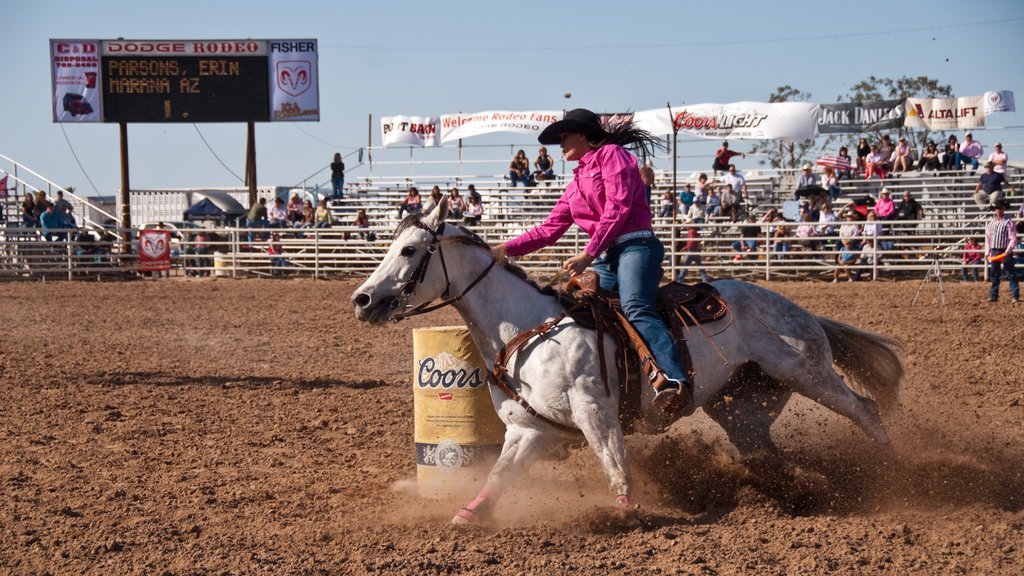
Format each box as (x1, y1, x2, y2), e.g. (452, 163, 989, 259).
(119, 122, 132, 254)
(367, 114, 373, 175)
(246, 121, 257, 207)
(667, 103, 679, 279)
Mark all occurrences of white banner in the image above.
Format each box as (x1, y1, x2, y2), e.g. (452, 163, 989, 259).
(269, 39, 319, 122)
(633, 102, 819, 141)
(50, 39, 102, 123)
(439, 110, 563, 143)
(905, 96, 985, 131)
(983, 90, 1015, 115)
(381, 116, 440, 147)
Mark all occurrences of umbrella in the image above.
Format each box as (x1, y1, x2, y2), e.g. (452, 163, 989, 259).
(815, 155, 852, 170)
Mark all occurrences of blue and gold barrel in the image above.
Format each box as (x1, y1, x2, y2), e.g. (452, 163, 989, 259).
(413, 326, 505, 499)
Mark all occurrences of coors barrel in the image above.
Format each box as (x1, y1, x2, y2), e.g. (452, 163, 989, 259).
(412, 326, 504, 499)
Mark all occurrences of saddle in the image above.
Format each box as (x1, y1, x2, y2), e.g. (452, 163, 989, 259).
(562, 271, 728, 431)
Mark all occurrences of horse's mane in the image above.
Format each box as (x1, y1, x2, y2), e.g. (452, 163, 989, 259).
(393, 213, 552, 295)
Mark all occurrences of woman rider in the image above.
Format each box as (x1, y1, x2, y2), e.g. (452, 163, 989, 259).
(491, 108, 692, 418)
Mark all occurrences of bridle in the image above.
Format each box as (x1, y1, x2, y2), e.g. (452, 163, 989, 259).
(389, 219, 496, 322)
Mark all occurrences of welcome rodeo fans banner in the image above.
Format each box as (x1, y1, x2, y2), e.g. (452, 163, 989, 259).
(440, 110, 563, 144)
(904, 96, 985, 131)
(381, 116, 440, 147)
(817, 99, 904, 134)
(50, 40, 102, 122)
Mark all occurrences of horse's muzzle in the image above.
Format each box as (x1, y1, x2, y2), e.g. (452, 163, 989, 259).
(352, 292, 398, 325)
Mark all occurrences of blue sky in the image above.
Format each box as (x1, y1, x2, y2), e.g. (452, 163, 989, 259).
(2, 0, 1022, 197)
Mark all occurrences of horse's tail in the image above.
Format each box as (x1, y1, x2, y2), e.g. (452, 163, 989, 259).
(817, 316, 904, 412)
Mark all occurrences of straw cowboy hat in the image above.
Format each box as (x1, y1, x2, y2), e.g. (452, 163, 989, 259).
(538, 108, 609, 145)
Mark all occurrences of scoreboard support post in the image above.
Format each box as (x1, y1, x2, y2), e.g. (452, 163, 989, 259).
(119, 121, 132, 252)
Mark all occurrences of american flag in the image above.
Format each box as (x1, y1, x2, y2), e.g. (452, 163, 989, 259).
(815, 155, 852, 170)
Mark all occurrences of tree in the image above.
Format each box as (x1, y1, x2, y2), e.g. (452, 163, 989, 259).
(748, 85, 816, 170)
(832, 75, 953, 150)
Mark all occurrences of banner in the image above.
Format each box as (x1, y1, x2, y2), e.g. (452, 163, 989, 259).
(269, 39, 319, 121)
(904, 96, 985, 131)
(138, 230, 171, 272)
(0, 175, 8, 199)
(50, 39, 102, 123)
(633, 102, 819, 141)
(983, 90, 1015, 115)
(381, 116, 440, 147)
(440, 110, 562, 143)
(817, 100, 904, 134)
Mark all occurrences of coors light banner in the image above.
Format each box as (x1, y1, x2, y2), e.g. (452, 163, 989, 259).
(269, 39, 320, 122)
(50, 39, 102, 123)
(440, 110, 563, 143)
(817, 100, 904, 134)
(381, 116, 440, 147)
(632, 102, 820, 141)
(904, 96, 985, 131)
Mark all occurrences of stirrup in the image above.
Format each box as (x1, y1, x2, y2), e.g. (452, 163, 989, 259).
(652, 376, 691, 414)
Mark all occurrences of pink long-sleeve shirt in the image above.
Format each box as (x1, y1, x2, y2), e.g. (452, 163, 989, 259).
(503, 144, 652, 259)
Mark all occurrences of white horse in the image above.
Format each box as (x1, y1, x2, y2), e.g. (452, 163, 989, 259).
(352, 199, 904, 524)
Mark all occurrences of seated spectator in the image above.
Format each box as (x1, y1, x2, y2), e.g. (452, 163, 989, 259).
(974, 162, 1008, 208)
(676, 219, 709, 284)
(874, 188, 897, 220)
(863, 210, 892, 250)
(865, 144, 887, 179)
(397, 186, 423, 219)
(693, 173, 711, 205)
(53, 191, 74, 225)
(956, 131, 984, 172)
(941, 135, 959, 171)
(795, 211, 819, 251)
(39, 202, 65, 241)
(267, 233, 289, 275)
(286, 193, 304, 225)
(763, 209, 790, 255)
(878, 135, 895, 172)
(988, 142, 1008, 174)
(797, 163, 817, 191)
(719, 184, 740, 222)
(533, 147, 555, 181)
(428, 186, 443, 210)
(21, 193, 39, 227)
(299, 199, 315, 228)
(856, 138, 870, 174)
(822, 165, 841, 201)
(891, 137, 914, 173)
(722, 164, 748, 204)
(448, 188, 466, 220)
(678, 183, 696, 214)
(731, 214, 760, 260)
(353, 208, 373, 240)
(509, 150, 530, 187)
(685, 198, 706, 225)
(896, 190, 924, 221)
(268, 197, 288, 228)
(704, 186, 721, 218)
(658, 188, 676, 219)
(315, 198, 333, 228)
(467, 184, 482, 204)
(464, 194, 484, 226)
(962, 236, 983, 282)
(918, 141, 941, 171)
(838, 212, 862, 250)
(854, 239, 880, 281)
(818, 203, 838, 238)
(712, 141, 745, 175)
(837, 146, 854, 181)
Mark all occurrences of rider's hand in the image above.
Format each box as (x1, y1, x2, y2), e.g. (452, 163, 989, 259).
(492, 243, 508, 263)
(563, 252, 594, 277)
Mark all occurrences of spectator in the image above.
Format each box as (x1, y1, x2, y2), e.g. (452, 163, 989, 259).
(763, 208, 790, 255)
(693, 173, 711, 205)
(467, 184, 481, 204)
(797, 163, 817, 189)
(39, 202, 64, 241)
(187, 230, 211, 277)
(676, 218, 709, 284)
(984, 200, 1019, 303)
(864, 210, 892, 250)
(330, 152, 345, 200)
(712, 141, 744, 175)
(722, 164, 748, 203)
(856, 138, 870, 175)
(508, 149, 530, 187)
(962, 237, 983, 282)
(685, 196, 706, 224)
(837, 146, 854, 181)
(267, 233, 289, 275)
(21, 193, 39, 227)
(838, 211, 862, 247)
(246, 197, 269, 243)
(464, 193, 484, 226)
(299, 199, 315, 228)
(833, 239, 859, 282)
(974, 162, 1008, 208)
(314, 198, 333, 228)
(731, 214, 759, 261)
(896, 189, 924, 221)
(855, 238, 880, 281)
(891, 137, 914, 173)
(53, 191, 75, 227)
(865, 144, 887, 179)
(795, 210, 819, 251)
(822, 165, 841, 202)
(397, 186, 423, 219)
(874, 188, 897, 220)
(287, 192, 304, 226)
(988, 142, 1008, 174)
(918, 141, 941, 172)
(818, 202, 838, 238)
(957, 131, 984, 172)
(533, 146, 555, 181)
(878, 135, 895, 172)
(705, 185, 721, 218)
(448, 188, 466, 220)
(658, 188, 676, 219)
(639, 161, 656, 204)
(678, 183, 696, 214)
(268, 197, 288, 228)
(720, 184, 740, 222)
(353, 208, 371, 240)
(941, 134, 959, 171)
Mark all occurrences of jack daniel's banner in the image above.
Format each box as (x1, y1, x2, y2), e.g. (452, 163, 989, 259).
(817, 100, 904, 134)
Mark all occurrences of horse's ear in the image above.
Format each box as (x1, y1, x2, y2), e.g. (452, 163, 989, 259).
(425, 196, 450, 228)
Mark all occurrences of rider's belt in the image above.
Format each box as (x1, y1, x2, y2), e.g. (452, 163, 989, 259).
(612, 230, 655, 245)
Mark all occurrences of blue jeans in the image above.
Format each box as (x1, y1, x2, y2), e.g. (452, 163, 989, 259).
(332, 177, 345, 200)
(988, 249, 1019, 301)
(592, 236, 687, 382)
(955, 153, 979, 171)
(247, 219, 269, 243)
(509, 172, 529, 187)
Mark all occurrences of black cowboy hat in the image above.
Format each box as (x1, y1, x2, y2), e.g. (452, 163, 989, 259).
(538, 108, 608, 145)
(992, 199, 1011, 210)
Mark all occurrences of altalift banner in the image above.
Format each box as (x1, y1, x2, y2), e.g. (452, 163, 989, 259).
(904, 96, 985, 131)
(381, 116, 440, 147)
(633, 102, 820, 141)
(50, 39, 102, 123)
(983, 90, 1015, 115)
(269, 39, 319, 122)
(440, 110, 563, 143)
(817, 100, 905, 134)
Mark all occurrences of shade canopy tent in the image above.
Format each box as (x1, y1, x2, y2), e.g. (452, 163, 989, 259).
(183, 191, 246, 223)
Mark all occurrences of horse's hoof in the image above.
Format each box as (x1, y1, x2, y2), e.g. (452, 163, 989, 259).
(450, 514, 472, 526)
(451, 508, 477, 525)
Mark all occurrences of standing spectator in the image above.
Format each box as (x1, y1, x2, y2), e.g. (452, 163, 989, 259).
(855, 239, 880, 281)
(874, 188, 896, 220)
(833, 240, 859, 283)
(314, 198, 333, 228)
(836, 146, 854, 181)
(856, 138, 870, 175)
(712, 141, 744, 175)
(918, 141, 941, 171)
(678, 183, 696, 215)
(676, 219, 709, 284)
(639, 161, 656, 204)
(53, 191, 75, 227)
(658, 188, 676, 219)
(286, 192, 304, 226)
(962, 237, 983, 282)
(693, 173, 711, 205)
(447, 188, 466, 220)
(533, 146, 555, 181)
(21, 193, 38, 227)
(268, 197, 288, 228)
(187, 230, 211, 276)
(891, 137, 914, 173)
(865, 144, 887, 180)
(956, 132, 984, 172)
(397, 186, 422, 219)
(722, 164, 748, 203)
(508, 149, 530, 187)
(330, 152, 345, 201)
(246, 197, 269, 243)
(973, 162, 1007, 208)
(988, 142, 1008, 174)
(941, 134, 959, 171)
(463, 194, 484, 226)
(984, 200, 1019, 303)
(267, 233, 289, 275)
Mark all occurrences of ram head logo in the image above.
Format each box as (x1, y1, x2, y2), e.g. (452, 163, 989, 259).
(276, 61, 312, 97)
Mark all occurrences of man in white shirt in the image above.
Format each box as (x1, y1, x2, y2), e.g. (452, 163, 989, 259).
(722, 164, 749, 203)
(988, 142, 1008, 174)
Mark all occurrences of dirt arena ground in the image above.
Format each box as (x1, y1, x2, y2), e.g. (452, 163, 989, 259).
(1, 277, 1022, 575)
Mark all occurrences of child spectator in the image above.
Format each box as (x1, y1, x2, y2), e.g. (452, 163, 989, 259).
(676, 219, 709, 284)
(833, 240, 859, 283)
(447, 188, 466, 220)
(731, 214, 760, 261)
(962, 237, 983, 282)
(659, 188, 676, 219)
(678, 183, 695, 214)
(464, 194, 484, 226)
